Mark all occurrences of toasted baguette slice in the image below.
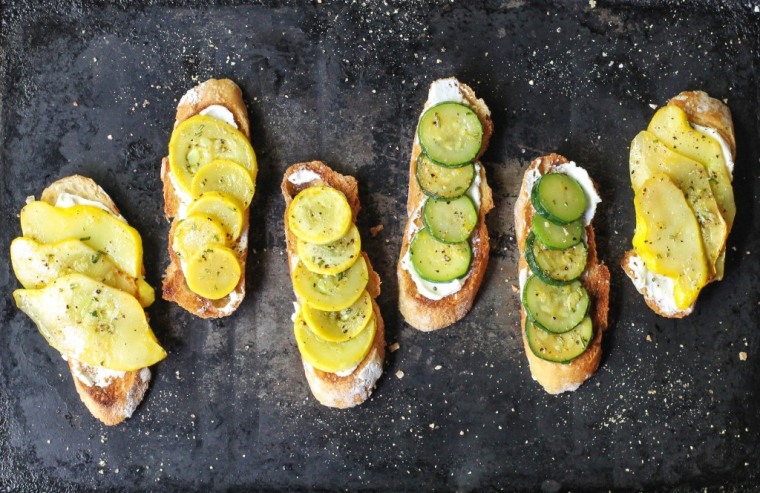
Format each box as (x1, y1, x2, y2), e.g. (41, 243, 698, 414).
(282, 161, 385, 408)
(161, 78, 252, 318)
(39, 175, 152, 425)
(397, 77, 495, 331)
(621, 91, 735, 318)
(514, 154, 610, 394)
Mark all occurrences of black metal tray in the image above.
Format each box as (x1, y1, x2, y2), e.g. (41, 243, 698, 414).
(1, 1, 758, 491)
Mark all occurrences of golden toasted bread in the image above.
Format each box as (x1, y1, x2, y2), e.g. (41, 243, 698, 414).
(160, 78, 252, 318)
(397, 77, 495, 331)
(514, 154, 610, 394)
(621, 91, 735, 318)
(40, 175, 153, 425)
(282, 161, 384, 408)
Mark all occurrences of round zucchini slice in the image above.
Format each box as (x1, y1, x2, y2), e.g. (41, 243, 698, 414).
(287, 185, 353, 245)
(526, 316, 593, 364)
(423, 195, 478, 244)
(531, 216, 583, 250)
(522, 275, 590, 333)
(525, 233, 587, 284)
(416, 155, 475, 199)
(418, 102, 483, 167)
(531, 173, 587, 224)
(409, 227, 472, 283)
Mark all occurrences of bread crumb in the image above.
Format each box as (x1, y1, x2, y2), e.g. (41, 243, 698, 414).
(434, 365, 442, 370)
(739, 352, 748, 361)
(646, 334, 652, 342)
(370, 224, 384, 237)
(72, 101, 78, 106)
(395, 370, 404, 379)
(389, 342, 400, 352)
(511, 284, 519, 293)
(429, 423, 435, 429)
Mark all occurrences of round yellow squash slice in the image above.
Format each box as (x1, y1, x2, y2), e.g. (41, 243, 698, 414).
(173, 213, 227, 261)
(302, 290, 373, 342)
(297, 224, 361, 275)
(294, 311, 375, 374)
(169, 115, 257, 195)
(186, 191, 245, 242)
(185, 245, 241, 300)
(191, 158, 255, 208)
(292, 256, 368, 311)
(287, 186, 352, 245)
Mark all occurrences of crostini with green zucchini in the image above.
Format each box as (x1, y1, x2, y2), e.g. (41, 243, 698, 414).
(397, 77, 494, 332)
(514, 154, 610, 394)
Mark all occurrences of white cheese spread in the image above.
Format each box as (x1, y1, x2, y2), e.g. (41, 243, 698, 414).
(55, 192, 126, 222)
(427, 78, 466, 106)
(466, 163, 482, 209)
(70, 359, 127, 388)
(288, 169, 322, 186)
(200, 104, 238, 128)
(692, 123, 734, 180)
(626, 253, 682, 316)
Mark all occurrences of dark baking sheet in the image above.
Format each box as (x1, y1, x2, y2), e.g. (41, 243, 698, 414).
(1, 1, 758, 491)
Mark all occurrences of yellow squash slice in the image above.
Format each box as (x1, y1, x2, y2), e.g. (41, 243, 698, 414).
(630, 130, 727, 278)
(301, 290, 373, 342)
(287, 186, 352, 245)
(20, 201, 143, 279)
(292, 256, 368, 311)
(648, 105, 735, 229)
(169, 115, 257, 195)
(13, 274, 166, 371)
(10, 237, 154, 308)
(186, 191, 245, 242)
(184, 245, 241, 300)
(297, 224, 361, 275)
(191, 158, 255, 208)
(294, 311, 375, 374)
(632, 174, 708, 309)
(173, 213, 227, 261)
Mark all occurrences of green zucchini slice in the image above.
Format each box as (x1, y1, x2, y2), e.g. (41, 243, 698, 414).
(409, 228, 472, 283)
(531, 173, 587, 224)
(418, 102, 483, 167)
(526, 316, 593, 363)
(525, 233, 587, 284)
(522, 275, 589, 333)
(531, 216, 583, 250)
(416, 155, 475, 199)
(423, 195, 478, 244)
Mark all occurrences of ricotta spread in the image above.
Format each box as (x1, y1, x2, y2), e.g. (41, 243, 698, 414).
(626, 253, 683, 316)
(427, 78, 466, 106)
(692, 123, 735, 179)
(200, 104, 238, 128)
(288, 169, 322, 186)
(70, 359, 127, 388)
(55, 192, 126, 222)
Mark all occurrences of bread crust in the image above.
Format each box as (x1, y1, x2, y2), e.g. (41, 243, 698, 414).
(281, 161, 385, 408)
(621, 91, 735, 318)
(40, 175, 152, 425)
(160, 78, 252, 318)
(514, 154, 610, 394)
(397, 78, 495, 331)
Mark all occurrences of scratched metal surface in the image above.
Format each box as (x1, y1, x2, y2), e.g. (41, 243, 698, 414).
(0, 1, 758, 491)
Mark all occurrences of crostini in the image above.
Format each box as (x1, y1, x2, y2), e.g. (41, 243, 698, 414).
(514, 154, 610, 394)
(10, 175, 166, 425)
(161, 78, 257, 318)
(282, 161, 384, 408)
(397, 77, 495, 331)
(622, 91, 736, 318)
